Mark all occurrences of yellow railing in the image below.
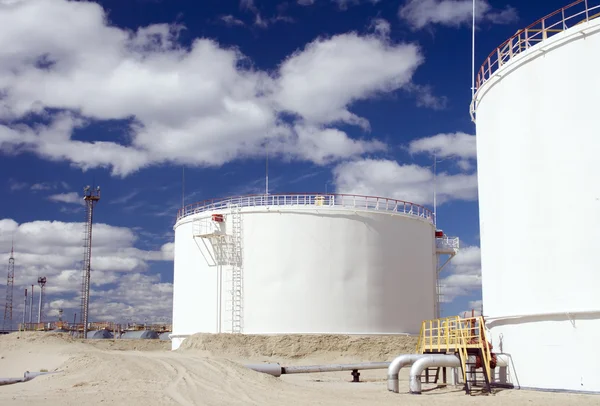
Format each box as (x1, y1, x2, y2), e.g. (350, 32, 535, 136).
(416, 316, 492, 384)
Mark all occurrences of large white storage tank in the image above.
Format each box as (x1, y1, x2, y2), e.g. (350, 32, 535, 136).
(472, 1, 600, 393)
(171, 193, 455, 350)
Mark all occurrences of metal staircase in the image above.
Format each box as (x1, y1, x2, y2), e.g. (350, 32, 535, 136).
(434, 233, 459, 318)
(416, 316, 494, 395)
(192, 207, 244, 334)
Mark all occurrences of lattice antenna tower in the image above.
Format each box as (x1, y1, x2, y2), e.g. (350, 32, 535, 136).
(3, 241, 15, 330)
(80, 185, 100, 338)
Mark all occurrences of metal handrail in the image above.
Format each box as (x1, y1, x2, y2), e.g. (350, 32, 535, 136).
(475, 0, 600, 93)
(176, 193, 434, 224)
(436, 236, 459, 250)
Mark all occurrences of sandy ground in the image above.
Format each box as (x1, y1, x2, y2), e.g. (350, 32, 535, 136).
(0, 332, 597, 405)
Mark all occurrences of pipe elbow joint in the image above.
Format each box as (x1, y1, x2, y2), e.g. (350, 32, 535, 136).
(387, 354, 427, 393)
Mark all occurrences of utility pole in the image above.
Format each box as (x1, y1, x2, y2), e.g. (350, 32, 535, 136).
(433, 152, 437, 225)
(80, 185, 101, 338)
(22, 288, 27, 329)
(29, 284, 33, 324)
(265, 142, 269, 196)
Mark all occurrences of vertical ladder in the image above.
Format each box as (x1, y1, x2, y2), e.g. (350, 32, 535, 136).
(229, 204, 243, 334)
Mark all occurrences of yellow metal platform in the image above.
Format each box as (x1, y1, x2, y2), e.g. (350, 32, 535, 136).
(416, 315, 494, 394)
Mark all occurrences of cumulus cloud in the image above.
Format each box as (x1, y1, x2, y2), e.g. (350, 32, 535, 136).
(48, 192, 81, 205)
(7, 179, 70, 192)
(333, 158, 477, 206)
(459, 299, 483, 316)
(8, 178, 28, 191)
(398, 0, 518, 30)
(0, 218, 173, 325)
(405, 83, 448, 110)
(277, 125, 386, 164)
(439, 245, 482, 303)
(273, 32, 422, 128)
(409, 132, 476, 159)
(408, 132, 476, 170)
(220, 15, 246, 26)
(370, 18, 391, 38)
(0, 0, 424, 176)
(298, 0, 380, 8)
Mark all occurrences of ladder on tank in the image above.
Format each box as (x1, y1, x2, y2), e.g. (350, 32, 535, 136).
(227, 203, 244, 334)
(416, 316, 494, 395)
(434, 232, 459, 318)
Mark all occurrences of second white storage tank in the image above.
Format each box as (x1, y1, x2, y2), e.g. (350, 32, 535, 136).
(171, 194, 441, 350)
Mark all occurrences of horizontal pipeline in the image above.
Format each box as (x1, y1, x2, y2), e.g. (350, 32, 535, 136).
(246, 362, 391, 377)
(0, 371, 60, 386)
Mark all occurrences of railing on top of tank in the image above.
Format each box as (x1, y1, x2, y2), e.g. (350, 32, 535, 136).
(475, 0, 600, 92)
(436, 236, 460, 251)
(176, 193, 434, 224)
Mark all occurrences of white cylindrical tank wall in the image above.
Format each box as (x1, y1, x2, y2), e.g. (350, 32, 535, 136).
(171, 194, 437, 350)
(473, 10, 600, 393)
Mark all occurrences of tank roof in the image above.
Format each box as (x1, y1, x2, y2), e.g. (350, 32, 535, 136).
(86, 329, 113, 339)
(121, 330, 159, 340)
(176, 193, 434, 225)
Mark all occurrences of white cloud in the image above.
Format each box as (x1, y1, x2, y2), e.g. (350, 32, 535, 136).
(405, 83, 448, 110)
(398, 0, 518, 30)
(8, 178, 28, 191)
(439, 245, 481, 303)
(48, 192, 81, 204)
(468, 299, 483, 310)
(274, 32, 422, 129)
(408, 132, 476, 170)
(0, 0, 423, 177)
(333, 0, 380, 9)
(370, 18, 391, 37)
(30, 183, 54, 191)
(298, 0, 380, 7)
(276, 125, 386, 164)
(220, 15, 246, 26)
(332, 0, 359, 8)
(333, 158, 477, 206)
(0, 218, 173, 324)
(239, 0, 268, 27)
(7, 179, 70, 192)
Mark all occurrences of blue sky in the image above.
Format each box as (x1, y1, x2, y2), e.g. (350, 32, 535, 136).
(0, 0, 570, 327)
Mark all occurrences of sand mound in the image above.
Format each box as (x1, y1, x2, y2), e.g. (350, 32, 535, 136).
(0, 331, 75, 348)
(1, 332, 599, 405)
(0, 332, 80, 377)
(85, 338, 170, 352)
(177, 334, 418, 362)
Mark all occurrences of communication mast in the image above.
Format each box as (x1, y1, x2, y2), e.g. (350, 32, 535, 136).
(37, 276, 46, 324)
(2, 243, 15, 330)
(80, 185, 101, 338)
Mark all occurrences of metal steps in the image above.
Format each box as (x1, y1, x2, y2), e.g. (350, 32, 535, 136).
(463, 352, 492, 395)
(420, 367, 440, 384)
(416, 315, 495, 395)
